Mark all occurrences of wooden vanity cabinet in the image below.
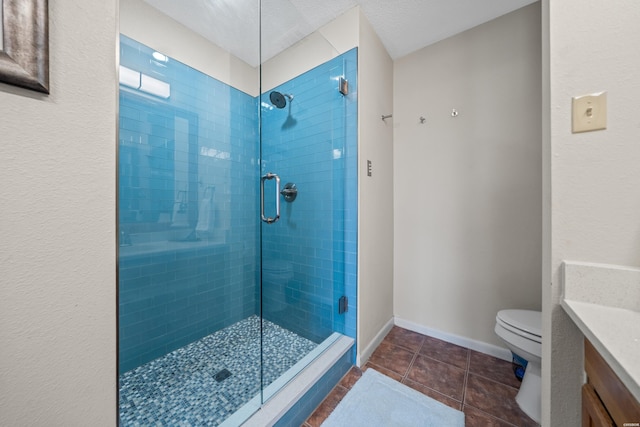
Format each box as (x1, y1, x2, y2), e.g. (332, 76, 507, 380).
(583, 339, 640, 427)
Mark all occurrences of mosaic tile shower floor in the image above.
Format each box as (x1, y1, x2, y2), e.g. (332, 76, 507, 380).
(119, 316, 317, 426)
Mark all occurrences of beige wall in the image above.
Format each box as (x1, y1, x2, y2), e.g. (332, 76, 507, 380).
(0, 0, 117, 425)
(261, 7, 359, 91)
(356, 9, 395, 364)
(544, 1, 640, 425)
(121, 0, 360, 97)
(393, 4, 542, 350)
(120, 0, 258, 96)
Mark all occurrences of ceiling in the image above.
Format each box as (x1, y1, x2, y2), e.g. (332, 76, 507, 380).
(144, 0, 538, 67)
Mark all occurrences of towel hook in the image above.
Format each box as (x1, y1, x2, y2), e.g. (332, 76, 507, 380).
(381, 114, 393, 122)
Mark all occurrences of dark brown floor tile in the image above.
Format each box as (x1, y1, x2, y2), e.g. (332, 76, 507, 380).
(406, 354, 466, 401)
(402, 378, 462, 411)
(367, 340, 415, 377)
(468, 350, 521, 388)
(382, 326, 425, 352)
(363, 362, 404, 382)
(338, 366, 363, 390)
(463, 405, 517, 427)
(464, 374, 538, 427)
(419, 335, 469, 370)
(305, 385, 348, 427)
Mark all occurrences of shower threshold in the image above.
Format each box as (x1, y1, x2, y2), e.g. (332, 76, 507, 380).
(225, 332, 354, 427)
(118, 316, 324, 426)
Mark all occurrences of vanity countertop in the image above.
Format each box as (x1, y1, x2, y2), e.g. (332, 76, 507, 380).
(561, 261, 640, 403)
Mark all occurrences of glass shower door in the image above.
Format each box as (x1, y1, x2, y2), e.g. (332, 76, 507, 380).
(258, 52, 353, 397)
(118, 0, 262, 423)
(118, 0, 357, 424)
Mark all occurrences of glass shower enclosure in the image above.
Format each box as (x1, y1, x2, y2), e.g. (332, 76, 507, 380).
(117, 0, 357, 425)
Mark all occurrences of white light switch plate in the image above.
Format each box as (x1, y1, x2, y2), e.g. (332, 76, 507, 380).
(572, 91, 607, 133)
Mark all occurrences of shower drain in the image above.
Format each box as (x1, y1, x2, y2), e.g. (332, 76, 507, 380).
(214, 368, 232, 383)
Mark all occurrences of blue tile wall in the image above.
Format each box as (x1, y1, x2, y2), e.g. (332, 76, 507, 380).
(118, 35, 259, 373)
(260, 49, 358, 344)
(118, 33, 358, 375)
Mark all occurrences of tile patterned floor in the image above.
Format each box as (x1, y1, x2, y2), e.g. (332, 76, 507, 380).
(119, 316, 317, 426)
(304, 326, 539, 427)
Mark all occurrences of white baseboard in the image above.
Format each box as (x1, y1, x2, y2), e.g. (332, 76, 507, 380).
(393, 317, 512, 362)
(356, 317, 394, 367)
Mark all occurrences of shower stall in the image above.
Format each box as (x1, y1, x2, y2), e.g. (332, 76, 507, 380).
(117, 1, 357, 425)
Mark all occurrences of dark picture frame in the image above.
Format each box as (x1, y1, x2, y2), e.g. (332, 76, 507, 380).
(0, 0, 49, 94)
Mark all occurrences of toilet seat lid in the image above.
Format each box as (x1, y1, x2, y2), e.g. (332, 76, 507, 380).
(496, 309, 541, 339)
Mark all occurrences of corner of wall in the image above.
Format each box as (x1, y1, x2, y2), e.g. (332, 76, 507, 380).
(262, 7, 359, 91)
(540, 1, 552, 425)
(120, 0, 258, 96)
(355, 9, 395, 365)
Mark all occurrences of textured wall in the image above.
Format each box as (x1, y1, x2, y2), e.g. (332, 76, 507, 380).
(0, 0, 117, 425)
(356, 9, 395, 362)
(393, 4, 542, 347)
(545, 1, 640, 425)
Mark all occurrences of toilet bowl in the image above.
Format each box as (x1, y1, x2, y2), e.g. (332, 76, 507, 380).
(494, 309, 542, 424)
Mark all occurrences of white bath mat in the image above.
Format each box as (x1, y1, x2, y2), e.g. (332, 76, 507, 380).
(321, 368, 465, 427)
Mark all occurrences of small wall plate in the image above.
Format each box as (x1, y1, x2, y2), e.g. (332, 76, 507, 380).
(572, 91, 607, 133)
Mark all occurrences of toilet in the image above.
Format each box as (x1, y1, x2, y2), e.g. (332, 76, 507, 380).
(494, 309, 542, 424)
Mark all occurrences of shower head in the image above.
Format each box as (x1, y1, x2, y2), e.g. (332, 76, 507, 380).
(269, 91, 293, 109)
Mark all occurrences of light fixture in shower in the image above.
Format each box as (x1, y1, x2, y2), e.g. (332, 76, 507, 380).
(152, 51, 168, 62)
(119, 65, 171, 99)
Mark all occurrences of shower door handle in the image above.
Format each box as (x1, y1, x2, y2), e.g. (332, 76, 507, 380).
(260, 172, 281, 224)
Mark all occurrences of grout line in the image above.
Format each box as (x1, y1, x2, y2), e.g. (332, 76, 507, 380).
(415, 336, 426, 355)
(409, 351, 467, 373)
(309, 384, 346, 426)
(403, 376, 463, 408)
(305, 367, 364, 425)
(464, 404, 521, 427)
(467, 371, 521, 390)
(401, 344, 422, 382)
(330, 385, 349, 409)
(461, 350, 470, 406)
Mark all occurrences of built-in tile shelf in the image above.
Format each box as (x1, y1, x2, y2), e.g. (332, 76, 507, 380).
(561, 261, 640, 402)
(118, 238, 225, 260)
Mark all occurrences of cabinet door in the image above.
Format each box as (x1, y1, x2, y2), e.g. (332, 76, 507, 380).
(582, 384, 614, 427)
(585, 339, 640, 425)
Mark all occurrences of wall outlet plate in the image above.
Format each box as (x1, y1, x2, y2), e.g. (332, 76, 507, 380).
(572, 91, 607, 133)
